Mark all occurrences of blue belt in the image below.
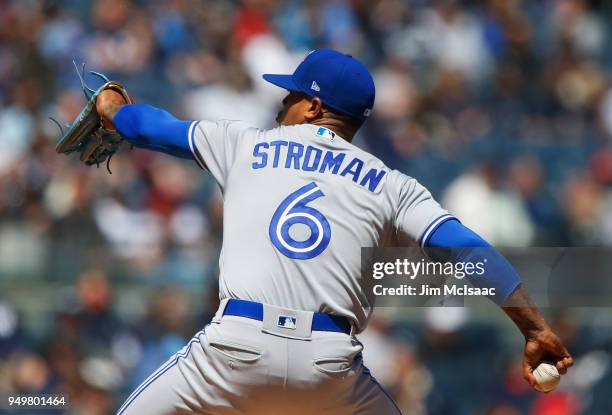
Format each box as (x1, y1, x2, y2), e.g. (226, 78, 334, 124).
(223, 299, 351, 335)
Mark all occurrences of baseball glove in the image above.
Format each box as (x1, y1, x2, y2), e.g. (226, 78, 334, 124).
(52, 61, 133, 173)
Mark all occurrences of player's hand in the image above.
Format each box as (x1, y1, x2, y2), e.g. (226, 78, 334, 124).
(522, 328, 573, 392)
(96, 88, 131, 130)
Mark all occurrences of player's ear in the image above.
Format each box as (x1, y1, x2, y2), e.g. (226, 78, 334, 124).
(305, 97, 324, 121)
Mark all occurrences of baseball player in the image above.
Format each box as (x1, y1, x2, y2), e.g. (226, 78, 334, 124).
(84, 49, 572, 414)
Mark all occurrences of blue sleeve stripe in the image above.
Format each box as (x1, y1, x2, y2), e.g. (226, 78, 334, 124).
(424, 220, 521, 304)
(187, 121, 206, 170)
(419, 213, 455, 248)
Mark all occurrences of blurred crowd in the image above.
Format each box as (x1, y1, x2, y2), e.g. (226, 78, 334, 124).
(1, 0, 612, 413)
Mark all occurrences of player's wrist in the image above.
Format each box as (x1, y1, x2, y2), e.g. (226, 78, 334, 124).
(96, 89, 128, 130)
(513, 313, 550, 340)
(523, 325, 552, 341)
(501, 284, 549, 339)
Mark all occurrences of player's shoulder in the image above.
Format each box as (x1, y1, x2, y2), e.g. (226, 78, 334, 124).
(196, 118, 260, 133)
(332, 139, 409, 186)
(277, 125, 387, 162)
(258, 123, 313, 141)
(341, 137, 387, 165)
(385, 169, 416, 187)
(194, 119, 266, 146)
(329, 134, 411, 195)
(212, 119, 262, 132)
(209, 120, 314, 142)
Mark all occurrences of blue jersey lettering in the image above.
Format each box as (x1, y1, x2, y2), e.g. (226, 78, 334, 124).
(270, 140, 289, 168)
(340, 158, 364, 182)
(252, 142, 269, 169)
(303, 146, 322, 172)
(319, 152, 346, 174)
(359, 168, 386, 192)
(286, 142, 304, 169)
(251, 141, 385, 193)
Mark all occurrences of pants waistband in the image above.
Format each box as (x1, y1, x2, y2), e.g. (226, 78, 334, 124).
(222, 299, 351, 335)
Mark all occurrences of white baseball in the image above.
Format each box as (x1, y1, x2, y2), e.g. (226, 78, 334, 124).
(533, 362, 560, 392)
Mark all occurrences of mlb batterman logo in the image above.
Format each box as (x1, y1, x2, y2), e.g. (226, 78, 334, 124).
(316, 127, 335, 141)
(277, 315, 297, 329)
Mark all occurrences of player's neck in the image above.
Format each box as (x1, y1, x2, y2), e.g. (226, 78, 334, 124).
(308, 119, 356, 143)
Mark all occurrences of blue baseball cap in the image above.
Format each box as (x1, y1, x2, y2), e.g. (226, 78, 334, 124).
(263, 49, 375, 120)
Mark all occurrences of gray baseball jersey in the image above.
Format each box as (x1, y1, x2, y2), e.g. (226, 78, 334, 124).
(188, 121, 449, 333)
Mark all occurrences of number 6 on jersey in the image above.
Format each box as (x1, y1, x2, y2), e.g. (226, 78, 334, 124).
(269, 182, 331, 260)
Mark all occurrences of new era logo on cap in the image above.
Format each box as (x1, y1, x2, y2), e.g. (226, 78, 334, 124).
(311, 81, 320, 92)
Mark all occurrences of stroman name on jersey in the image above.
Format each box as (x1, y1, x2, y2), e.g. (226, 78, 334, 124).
(251, 140, 387, 193)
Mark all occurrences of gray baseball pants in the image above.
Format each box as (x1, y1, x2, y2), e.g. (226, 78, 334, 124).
(117, 300, 401, 414)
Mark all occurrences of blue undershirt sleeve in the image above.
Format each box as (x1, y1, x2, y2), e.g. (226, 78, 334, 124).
(425, 218, 521, 304)
(113, 104, 194, 159)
